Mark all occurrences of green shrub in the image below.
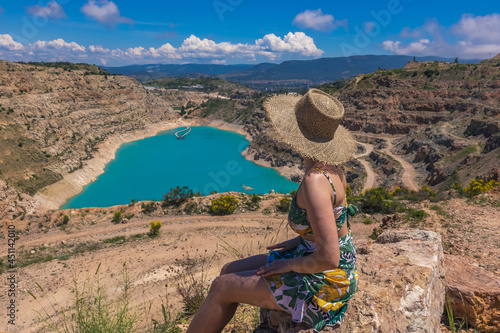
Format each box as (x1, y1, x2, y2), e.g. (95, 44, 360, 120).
(184, 201, 197, 215)
(151, 304, 181, 333)
(111, 211, 122, 223)
(390, 186, 409, 197)
(406, 208, 429, 221)
(362, 217, 374, 225)
(251, 193, 261, 203)
(162, 186, 195, 207)
(62, 215, 69, 225)
(209, 195, 239, 215)
(141, 201, 156, 214)
(34, 264, 140, 332)
(149, 220, 162, 237)
(276, 196, 291, 213)
(419, 185, 437, 200)
(361, 187, 392, 213)
(102, 236, 126, 244)
(175, 253, 211, 317)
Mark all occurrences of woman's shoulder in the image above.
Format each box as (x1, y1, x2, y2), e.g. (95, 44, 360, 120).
(303, 166, 346, 201)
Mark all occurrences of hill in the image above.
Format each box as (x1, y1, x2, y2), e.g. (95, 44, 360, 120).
(104, 55, 483, 90)
(104, 63, 254, 81)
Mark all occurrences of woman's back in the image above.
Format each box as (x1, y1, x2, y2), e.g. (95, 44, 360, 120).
(293, 165, 349, 238)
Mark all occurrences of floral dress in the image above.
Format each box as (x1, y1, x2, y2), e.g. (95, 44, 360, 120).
(264, 168, 358, 332)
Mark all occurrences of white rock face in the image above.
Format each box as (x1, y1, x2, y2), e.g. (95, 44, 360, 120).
(257, 229, 445, 333)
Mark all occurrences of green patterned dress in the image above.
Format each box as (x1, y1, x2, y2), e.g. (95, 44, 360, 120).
(264, 168, 358, 332)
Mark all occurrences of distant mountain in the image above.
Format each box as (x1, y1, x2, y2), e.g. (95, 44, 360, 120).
(221, 55, 483, 88)
(104, 55, 483, 89)
(103, 63, 254, 81)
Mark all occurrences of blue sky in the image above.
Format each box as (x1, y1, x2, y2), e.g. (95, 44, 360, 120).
(0, 0, 499, 66)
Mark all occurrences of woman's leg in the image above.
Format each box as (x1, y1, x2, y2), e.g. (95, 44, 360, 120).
(217, 254, 269, 325)
(186, 270, 285, 333)
(220, 254, 268, 275)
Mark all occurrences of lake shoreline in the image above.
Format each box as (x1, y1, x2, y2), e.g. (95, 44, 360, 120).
(34, 117, 299, 211)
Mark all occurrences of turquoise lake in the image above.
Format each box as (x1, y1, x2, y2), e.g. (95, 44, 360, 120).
(62, 126, 299, 208)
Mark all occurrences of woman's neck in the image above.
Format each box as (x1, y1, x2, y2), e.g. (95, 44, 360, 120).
(304, 158, 321, 173)
(303, 157, 338, 174)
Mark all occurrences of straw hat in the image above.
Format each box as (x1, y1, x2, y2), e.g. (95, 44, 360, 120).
(263, 88, 357, 165)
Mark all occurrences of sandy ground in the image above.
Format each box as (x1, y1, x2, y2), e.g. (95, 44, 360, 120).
(0, 201, 375, 332)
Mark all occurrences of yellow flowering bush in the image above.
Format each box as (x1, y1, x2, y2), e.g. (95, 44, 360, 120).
(277, 196, 291, 212)
(390, 186, 409, 196)
(346, 184, 352, 196)
(209, 195, 239, 215)
(149, 220, 162, 236)
(464, 178, 500, 196)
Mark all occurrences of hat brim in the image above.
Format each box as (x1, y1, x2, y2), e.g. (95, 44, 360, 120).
(264, 94, 357, 165)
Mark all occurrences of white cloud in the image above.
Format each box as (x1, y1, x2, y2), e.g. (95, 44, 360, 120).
(256, 32, 324, 57)
(89, 45, 110, 53)
(26, 0, 66, 19)
(382, 39, 431, 55)
(452, 13, 500, 43)
(81, 0, 133, 29)
(211, 59, 226, 65)
(0, 34, 24, 51)
(382, 14, 500, 59)
(32, 39, 86, 52)
(0, 32, 323, 65)
(293, 9, 347, 32)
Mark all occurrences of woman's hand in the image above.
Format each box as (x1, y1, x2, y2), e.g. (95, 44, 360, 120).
(256, 259, 290, 277)
(266, 236, 300, 253)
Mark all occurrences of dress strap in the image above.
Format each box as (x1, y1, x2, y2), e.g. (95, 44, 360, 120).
(311, 168, 336, 205)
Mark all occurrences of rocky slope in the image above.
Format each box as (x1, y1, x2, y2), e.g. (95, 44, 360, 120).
(0, 60, 236, 219)
(335, 57, 500, 189)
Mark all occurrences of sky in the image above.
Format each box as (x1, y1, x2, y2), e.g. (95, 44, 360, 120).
(0, 0, 499, 66)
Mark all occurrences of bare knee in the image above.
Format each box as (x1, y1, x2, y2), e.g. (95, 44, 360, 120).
(208, 275, 230, 300)
(220, 262, 231, 275)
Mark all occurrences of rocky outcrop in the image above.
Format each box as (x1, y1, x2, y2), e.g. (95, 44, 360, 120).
(465, 119, 499, 137)
(444, 255, 500, 332)
(256, 230, 445, 333)
(369, 151, 398, 176)
(485, 135, 500, 153)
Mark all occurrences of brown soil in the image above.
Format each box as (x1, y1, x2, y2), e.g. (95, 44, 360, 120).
(0, 198, 374, 333)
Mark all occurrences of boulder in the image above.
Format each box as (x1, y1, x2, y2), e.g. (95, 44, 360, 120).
(465, 119, 499, 137)
(484, 135, 500, 153)
(413, 145, 430, 163)
(257, 230, 445, 333)
(444, 255, 500, 332)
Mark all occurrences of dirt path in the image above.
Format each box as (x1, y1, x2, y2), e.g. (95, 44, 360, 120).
(355, 133, 420, 191)
(354, 142, 376, 192)
(382, 138, 419, 191)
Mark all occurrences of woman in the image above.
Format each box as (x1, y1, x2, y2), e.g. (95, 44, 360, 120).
(186, 88, 359, 333)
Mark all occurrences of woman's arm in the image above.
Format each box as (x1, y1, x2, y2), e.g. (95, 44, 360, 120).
(266, 236, 301, 253)
(257, 173, 341, 277)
